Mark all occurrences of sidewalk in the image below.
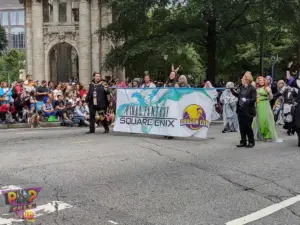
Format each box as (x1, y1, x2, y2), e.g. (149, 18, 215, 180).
(0, 122, 62, 129)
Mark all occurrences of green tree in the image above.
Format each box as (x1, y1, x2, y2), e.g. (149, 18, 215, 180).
(0, 25, 7, 52)
(99, 0, 262, 84)
(0, 49, 26, 83)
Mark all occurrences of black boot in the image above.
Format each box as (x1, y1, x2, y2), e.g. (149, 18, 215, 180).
(246, 141, 255, 148)
(237, 141, 247, 147)
(102, 120, 109, 134)
(86, 130, 95, 134)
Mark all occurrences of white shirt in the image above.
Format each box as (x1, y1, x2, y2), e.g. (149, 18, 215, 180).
(141, 82, 156, 88)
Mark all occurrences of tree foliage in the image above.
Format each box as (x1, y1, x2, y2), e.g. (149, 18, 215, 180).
(98, 0, 300, 84)
(0, 25, 7, 52)
(0, 49, 26, 84)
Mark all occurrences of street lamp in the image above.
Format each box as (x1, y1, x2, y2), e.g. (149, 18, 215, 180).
(271, 55, 278, 81)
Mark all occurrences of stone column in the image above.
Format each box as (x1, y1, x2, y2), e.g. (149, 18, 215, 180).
(91, 0, 100, 73)
(53, 0, 59, 23)
(79, 0, 92, 87)
(117, 68, 125, 81)
(67, 0, 72, 23)
(32, 0, 45, 81)
(100, 3, 112, 78)
(25, 0, 33, 75)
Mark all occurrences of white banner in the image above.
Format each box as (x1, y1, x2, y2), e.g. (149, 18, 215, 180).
(113, 88, 214, 138)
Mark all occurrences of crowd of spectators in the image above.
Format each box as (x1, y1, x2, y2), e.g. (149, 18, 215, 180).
(0, 72, 223, 128)
(0, 74, 118, 128)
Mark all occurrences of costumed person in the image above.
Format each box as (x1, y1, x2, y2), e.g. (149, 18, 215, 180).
(164, 64, 180, 87)
(86, 72, 110, 134)
(164, 64, 180, 139)
(292, 88, 300, 146)
(231, 72, 257, 148)
(273, 80, 286, 125)
(220, 82, 239, 133)
(266, 75, 277, 107)
(282, 85, 298, 135)
(252, 76, 282, 142)
(204, 81, 220, 121)
(177, 75, 190, 87)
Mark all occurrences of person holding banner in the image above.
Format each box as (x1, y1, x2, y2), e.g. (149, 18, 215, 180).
(231, 72, 257, 148)
(85, 73, 110, 134)
(141, 74, 156, 88)
(164, 64, 180, 88)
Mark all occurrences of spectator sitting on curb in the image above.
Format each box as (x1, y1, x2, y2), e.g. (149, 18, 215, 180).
(74, 100, 90, 126)
(54, 95, 65, 120)
(42, 96, 56, 118)
(62, 102, 80, 127)
(0, 103, 15, 124)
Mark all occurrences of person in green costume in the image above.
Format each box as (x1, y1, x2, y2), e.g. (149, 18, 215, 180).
(252, 76, 282, 142)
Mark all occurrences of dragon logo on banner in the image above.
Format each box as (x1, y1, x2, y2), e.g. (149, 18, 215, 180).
(180, 104, 209, 130)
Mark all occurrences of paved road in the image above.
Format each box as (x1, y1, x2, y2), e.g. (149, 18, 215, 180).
(1, 125, 300, 225)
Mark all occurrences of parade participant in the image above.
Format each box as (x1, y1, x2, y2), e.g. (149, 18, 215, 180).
(131, 78, 140, 88)
(141, 74, 156, 88)
(164, 65, 180, 139)
(273, 80, 285, 125)
(281, 85, 297, 135)
(231, 72, 257, 148)
(252, 76, 282, 142)
(293, 90, 300, 146)
(164, 64, 180, 87)
(220, 82, 239, 133)
(177, 75, 190, 87)
(86, 72, 110, 134)
(204, 81, 220, 121)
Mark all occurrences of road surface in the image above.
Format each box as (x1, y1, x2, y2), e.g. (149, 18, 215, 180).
(1, 125, 300, 225)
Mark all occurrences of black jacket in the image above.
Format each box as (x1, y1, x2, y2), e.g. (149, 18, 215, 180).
(86, 82, 109, 109)
(231, 85, 257, 118)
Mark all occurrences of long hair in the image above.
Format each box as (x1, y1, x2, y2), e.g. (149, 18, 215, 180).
(256, 76, 268, 91)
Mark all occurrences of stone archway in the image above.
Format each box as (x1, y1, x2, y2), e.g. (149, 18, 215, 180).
(45, 39, 79, 82)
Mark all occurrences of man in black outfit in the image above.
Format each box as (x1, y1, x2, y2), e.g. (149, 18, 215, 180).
(231, 72, 257, 148)
(86, 72, 110, 134)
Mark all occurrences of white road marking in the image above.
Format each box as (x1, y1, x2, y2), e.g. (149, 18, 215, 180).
(226, 195, 300, 225)
(108, 220, 119, 224)
(16, 132, 38, 135)
(72, 140, 91, 144)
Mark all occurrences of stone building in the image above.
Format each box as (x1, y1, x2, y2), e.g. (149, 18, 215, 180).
(0, 0, 25, 51)
(18, 0, 125, 87)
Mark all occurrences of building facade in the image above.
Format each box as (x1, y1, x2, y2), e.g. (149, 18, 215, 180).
(19, 0, 125, 87)
(0, 0, 25, 51)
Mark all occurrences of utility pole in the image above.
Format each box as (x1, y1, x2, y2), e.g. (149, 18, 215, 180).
(260, 0, 265, 76)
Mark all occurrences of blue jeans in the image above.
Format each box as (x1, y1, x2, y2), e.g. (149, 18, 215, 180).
(63, 118, 80, 127)
(43, 111, 56, 117)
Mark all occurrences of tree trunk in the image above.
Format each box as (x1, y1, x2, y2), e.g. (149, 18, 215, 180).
(206, 18, 217, 85)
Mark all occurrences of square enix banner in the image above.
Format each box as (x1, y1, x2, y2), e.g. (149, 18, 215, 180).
(114, 88, 214, 138)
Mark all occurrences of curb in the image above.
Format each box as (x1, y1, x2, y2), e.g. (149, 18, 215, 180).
(0, 122, 62, 129)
